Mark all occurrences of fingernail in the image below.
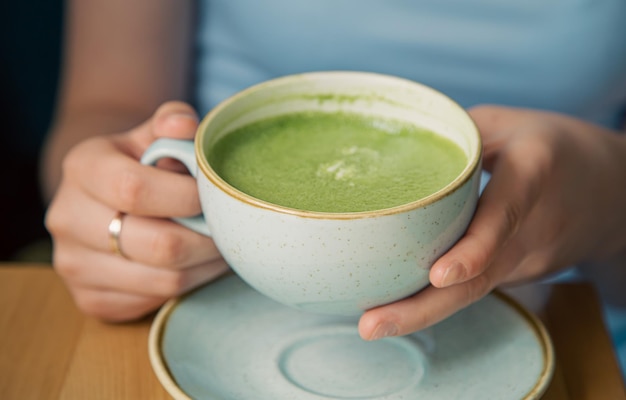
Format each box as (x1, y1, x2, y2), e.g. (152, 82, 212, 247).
(441, 261, 467, 287)
(370, 322, 399, 341)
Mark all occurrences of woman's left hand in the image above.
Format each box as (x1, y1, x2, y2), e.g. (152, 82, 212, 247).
(359, 105, 626, 340)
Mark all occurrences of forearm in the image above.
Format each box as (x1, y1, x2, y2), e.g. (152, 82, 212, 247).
(41, 0, 195, 201)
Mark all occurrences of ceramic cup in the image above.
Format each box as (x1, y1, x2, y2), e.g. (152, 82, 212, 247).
(141, 71, 482, 315)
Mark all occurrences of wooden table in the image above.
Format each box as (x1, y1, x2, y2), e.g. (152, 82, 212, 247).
(1, 264, 625, 400)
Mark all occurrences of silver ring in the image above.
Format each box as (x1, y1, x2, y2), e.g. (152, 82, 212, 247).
(108, 211, 127, 258)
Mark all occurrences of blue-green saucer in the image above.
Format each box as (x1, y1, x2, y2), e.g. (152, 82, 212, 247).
(149, 275, 554, 399)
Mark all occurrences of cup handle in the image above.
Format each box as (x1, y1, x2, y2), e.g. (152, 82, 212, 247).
(140, 138, 212, 237)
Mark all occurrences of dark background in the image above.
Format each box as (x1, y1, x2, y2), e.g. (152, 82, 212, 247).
(0, 1, 64, 261)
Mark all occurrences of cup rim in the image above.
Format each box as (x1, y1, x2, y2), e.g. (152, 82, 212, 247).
(194, 71, 482, 220)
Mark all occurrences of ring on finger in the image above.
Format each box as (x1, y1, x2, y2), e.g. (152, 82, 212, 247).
(108, 211, 128, 259)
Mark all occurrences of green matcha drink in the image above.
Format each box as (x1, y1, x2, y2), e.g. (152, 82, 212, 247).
(208, 111, 467, 213)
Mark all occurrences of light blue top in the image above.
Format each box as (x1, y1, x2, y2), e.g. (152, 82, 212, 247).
(195, 0, 626, 129)
(194, 0, 626, 376)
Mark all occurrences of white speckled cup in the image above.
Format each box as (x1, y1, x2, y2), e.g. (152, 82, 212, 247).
(141, 71, 482, 315)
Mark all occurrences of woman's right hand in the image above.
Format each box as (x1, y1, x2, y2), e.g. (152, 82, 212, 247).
(46, 102, 230, 321)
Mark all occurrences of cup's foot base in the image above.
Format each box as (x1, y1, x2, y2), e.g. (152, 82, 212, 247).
(278, 325, 427, 398)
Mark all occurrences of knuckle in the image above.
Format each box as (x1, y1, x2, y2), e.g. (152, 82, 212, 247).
(502, 200, 524, 238)
(510, 137, 554, 177)
(151, 229, 187, 266)
(44, 204, 64, 237)
(45, 215, 74, 246)
(52, 251, 83, 281)
(44, 187, 77, 238)
(61, 138, 101, 181)
(60, 145, 83, 179)
(506, 137, 554, 199)
(115, 170, 146, 212)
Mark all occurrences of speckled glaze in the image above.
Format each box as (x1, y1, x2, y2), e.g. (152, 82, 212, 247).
(141, 72, 482, 315)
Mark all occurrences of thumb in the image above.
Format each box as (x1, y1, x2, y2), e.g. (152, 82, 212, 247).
(151, 101, 200, 140)
(122, 101, 200, 168)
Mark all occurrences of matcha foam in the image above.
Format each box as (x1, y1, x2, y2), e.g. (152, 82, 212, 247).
(208, 111, 466, 213)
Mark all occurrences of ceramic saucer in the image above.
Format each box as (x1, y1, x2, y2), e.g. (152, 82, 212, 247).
(149, 275, 554, 399)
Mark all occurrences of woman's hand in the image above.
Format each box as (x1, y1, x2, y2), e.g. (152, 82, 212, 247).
(359, 105, 626, 340)
(46, 102, 229, 321)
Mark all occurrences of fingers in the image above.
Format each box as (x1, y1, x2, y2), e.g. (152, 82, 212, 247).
(152, 101, 199, 139)
(121, 101, 200, 158)
(47, 183, 219, 268)
(117, 214, 221, 267)
(469, 105, 549, 169)
(359, 107, 558, 340)
(61, 100, 202, 217)
(65, 261, 228, 322)
(48, 100, 221, 322)
(358, 226, 549, 341)
(51, 224, 229, 322)
(55, 240, 228, 298)
(63, 136, 201, 217)
(359, 106, 603, 340)
(47, 179, 228, 321)
(429, 124, 553, 289)
(148, 102, 200, 173)
(67, 287, 167, 322)
(360, 231, 526, 340)
(53, 231, 229, 322)
(359, 260, 513, 340)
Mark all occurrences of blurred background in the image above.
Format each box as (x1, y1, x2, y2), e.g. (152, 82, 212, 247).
(0, 1, 64, 262)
